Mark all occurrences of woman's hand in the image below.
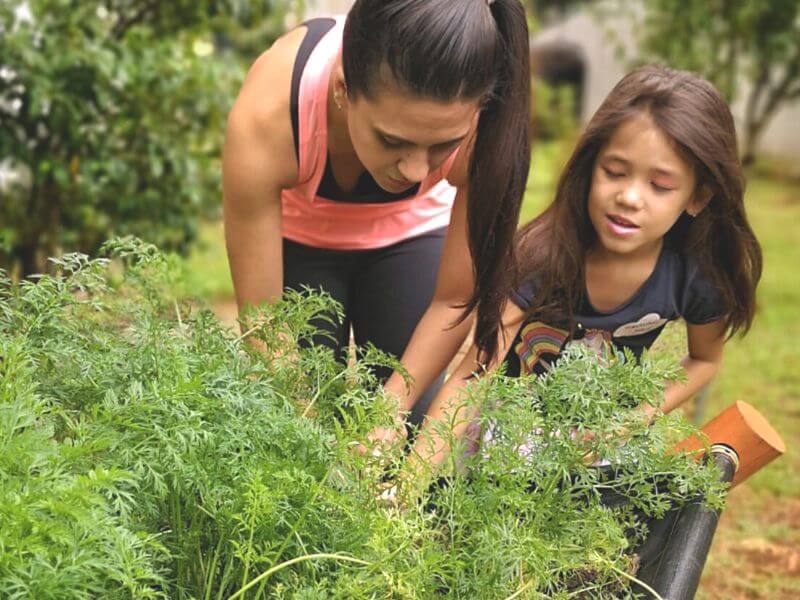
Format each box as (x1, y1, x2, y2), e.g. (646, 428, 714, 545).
(362, 414, 407, 456)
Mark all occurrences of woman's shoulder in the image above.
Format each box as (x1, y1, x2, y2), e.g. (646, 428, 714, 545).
(227, 27, 308, 186)
(239, 27, 307, 135)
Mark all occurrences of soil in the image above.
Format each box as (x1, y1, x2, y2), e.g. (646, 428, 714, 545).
(699, 486, 800, 599)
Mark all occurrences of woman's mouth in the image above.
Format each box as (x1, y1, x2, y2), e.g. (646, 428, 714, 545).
(386, 175, 413, 190)
(605, 213, 640, 237)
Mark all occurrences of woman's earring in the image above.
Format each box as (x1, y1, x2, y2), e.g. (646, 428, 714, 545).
(334, 86, 346, 110)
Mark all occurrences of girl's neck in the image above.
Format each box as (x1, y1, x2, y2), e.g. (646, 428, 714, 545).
(584, 238, 664, 313)
(587, 238, 664, 270)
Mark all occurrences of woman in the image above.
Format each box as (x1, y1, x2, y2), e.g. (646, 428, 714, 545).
(223, 0, 531, 428)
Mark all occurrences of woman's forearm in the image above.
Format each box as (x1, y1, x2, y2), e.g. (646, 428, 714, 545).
(401, 346, 483, 490)
(383, 299, 474, 413)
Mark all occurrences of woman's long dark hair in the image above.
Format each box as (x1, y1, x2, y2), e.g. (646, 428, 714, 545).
(517, 65, 762, 337)
(343, 0, 531, 364)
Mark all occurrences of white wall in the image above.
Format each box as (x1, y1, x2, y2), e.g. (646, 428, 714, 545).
(533, 5, 800, 159)
(304, 0, 354, 18)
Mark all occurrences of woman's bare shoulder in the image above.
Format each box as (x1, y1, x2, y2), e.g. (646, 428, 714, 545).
(228, 26, 308, 184)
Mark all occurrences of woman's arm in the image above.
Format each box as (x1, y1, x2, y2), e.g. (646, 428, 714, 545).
(640, 320, 727, 421)
(381, 123, 483, 413)
(222, 30, 302, 325)
(401, 301, 526, 481)
(381, 185, 476, 413)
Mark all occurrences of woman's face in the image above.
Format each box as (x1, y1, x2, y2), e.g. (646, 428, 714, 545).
(342, 78, 481, 193)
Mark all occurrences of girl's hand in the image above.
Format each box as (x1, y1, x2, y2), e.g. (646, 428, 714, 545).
(633, 402, 659, 425)
(376, 465, 431, 509)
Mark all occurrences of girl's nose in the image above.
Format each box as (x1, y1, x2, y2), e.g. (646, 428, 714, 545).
(616, 184, 643, 209)
(397, 151, 430, 183)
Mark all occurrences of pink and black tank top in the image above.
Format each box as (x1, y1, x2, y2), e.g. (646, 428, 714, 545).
(280, 17, 459, 250)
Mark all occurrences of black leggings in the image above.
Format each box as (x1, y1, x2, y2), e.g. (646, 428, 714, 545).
(283, 229, 448, 428)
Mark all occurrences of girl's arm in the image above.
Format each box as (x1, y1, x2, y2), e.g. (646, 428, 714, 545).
(401, 301, 526, 483)
(641, 320, 727, 421)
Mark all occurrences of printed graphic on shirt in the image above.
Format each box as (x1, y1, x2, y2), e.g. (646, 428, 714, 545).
(566, 328, 613, 359)
(514, 321, 569, 375)
(613, 313, 668, 338)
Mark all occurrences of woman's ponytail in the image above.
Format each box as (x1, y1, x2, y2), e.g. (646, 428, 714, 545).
(463, 0, 531, 364)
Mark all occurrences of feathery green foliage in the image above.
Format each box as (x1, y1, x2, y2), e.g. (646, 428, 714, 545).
(0, 239, 725, 598)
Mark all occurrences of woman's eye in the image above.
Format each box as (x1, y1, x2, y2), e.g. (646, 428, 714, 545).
(380, 136, 403, 148)
(431, 141, 460, 155)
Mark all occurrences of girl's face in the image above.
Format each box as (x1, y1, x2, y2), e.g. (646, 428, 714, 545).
(340, 77, 481, 193)
(587, 112, 708, 258)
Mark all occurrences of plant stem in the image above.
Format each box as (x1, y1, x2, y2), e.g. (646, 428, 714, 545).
(599, 557, 665, 600)
(227, 553, 371, 600)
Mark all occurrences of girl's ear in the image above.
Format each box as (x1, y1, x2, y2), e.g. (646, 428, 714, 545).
(687, 184, 713, 217)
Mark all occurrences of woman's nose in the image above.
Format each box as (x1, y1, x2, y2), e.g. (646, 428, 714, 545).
(397, 150, 430, 183)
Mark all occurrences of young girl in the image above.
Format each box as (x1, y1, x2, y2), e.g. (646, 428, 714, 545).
(398, 65, 762, 473)
(223, 0, 530, 429)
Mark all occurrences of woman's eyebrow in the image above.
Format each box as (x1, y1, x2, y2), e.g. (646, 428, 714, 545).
(374, 126, 466, 147)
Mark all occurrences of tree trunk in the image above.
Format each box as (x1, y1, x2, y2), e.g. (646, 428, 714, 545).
(16, 242, 45, 278)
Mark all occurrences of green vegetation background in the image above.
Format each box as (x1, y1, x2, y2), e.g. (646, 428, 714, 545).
(184, 140, 800, 598)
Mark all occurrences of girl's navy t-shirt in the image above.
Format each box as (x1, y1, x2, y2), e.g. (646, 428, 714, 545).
(505, 243, 726, 377)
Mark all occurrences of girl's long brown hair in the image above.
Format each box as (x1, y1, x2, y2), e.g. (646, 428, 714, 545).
(343, 0, 531, 364)
(517, 65, 762, 337)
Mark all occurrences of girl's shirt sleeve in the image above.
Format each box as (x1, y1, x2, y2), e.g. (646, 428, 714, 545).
(510, 277, 538, 311)
(680, 261, 727, 325)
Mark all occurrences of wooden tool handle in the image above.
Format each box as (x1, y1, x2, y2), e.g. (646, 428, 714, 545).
(674, 401, 785, 487)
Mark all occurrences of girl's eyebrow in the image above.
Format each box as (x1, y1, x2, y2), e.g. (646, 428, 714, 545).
(602, 153, 679, 178)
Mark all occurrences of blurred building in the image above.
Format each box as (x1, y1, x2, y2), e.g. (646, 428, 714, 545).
(305, 0, 799, 159)
(304, 0, 354, 18)
(532, 4, 800, 159)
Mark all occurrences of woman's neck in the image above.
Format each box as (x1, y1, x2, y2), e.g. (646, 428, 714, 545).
(326, 57, 357, 158)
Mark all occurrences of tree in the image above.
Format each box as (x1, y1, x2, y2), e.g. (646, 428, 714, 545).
(635, 0, 800, 165)
(0, 1, 293, 277)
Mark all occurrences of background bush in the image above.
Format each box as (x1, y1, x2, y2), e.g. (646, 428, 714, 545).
(0, 0, 293, 278)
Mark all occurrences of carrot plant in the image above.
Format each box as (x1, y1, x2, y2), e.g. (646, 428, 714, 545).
(0, 239, 725, 599)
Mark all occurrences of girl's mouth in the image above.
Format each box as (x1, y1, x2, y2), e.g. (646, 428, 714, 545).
(605, 213, 640, 236)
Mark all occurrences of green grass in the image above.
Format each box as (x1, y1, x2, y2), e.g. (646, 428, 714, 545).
(184, 142, 800, 597)
(182, 220, 234, 302)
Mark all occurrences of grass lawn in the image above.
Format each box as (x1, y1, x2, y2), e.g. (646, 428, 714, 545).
(185, 140, 799, 597)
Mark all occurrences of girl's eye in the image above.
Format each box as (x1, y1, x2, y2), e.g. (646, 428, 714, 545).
(651, 182, 675, 193)
(602, 166, 624, 179)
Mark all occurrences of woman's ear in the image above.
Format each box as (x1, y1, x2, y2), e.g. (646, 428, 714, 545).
(687, 184, 713, 217)
(333, 69, 348, 110)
